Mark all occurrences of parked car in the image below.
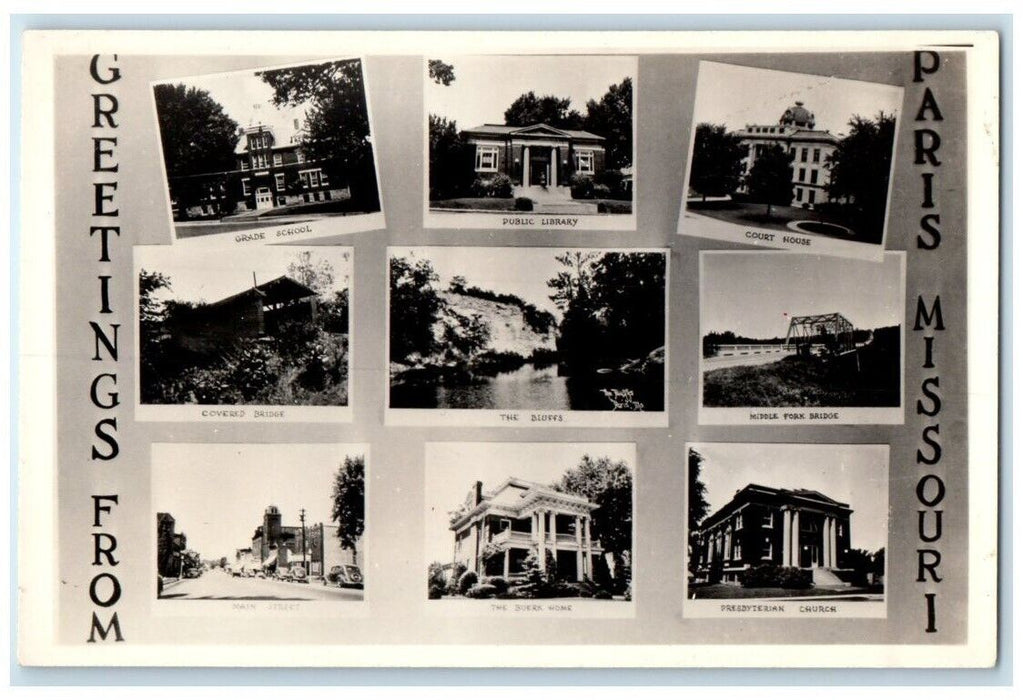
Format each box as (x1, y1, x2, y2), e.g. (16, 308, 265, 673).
(325, 564, 364, 589)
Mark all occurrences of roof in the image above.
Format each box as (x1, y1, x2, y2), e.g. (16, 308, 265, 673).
(780, 101, 815, 128)
(699, 483, 852, 531)
(462, 123, 605, 141)
(734, 128, 839, 145)
(449, 476, 598, 530)
(205, 275, 317, 310)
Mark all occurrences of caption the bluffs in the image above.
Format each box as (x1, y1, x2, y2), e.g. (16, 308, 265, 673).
(912, 50, 948, 635)
(87, 54, 125, 643)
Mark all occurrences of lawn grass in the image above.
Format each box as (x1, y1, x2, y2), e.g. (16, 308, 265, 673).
(703, 334, 900, 408)
(688, 199, 880, 243)
(430, 197, 518, 211)
(691, 583, 881, 599)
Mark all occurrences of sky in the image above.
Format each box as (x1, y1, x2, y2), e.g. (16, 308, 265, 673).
(701, 253, 903, 339)
(152, 443, 363, 562)
(425, 55, 636, 129)
(424, 442, 635, 565)
(392, 247, 590, 318)
(155, 61, 328, 145)
(691, 442, 888, 553)
(138, 246, 351, 305)
(692, 61, 903, 136)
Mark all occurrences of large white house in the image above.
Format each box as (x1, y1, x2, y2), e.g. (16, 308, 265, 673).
(734, 101, 841, 209)
(450, 478, 602, 581)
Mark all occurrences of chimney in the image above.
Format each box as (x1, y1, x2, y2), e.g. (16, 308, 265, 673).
(474, 481, 483, 506)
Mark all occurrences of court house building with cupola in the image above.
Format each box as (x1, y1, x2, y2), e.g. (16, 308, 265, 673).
(734, 101, 841, 209)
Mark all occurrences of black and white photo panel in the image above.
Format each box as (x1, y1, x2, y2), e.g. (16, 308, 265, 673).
(152, 442, 368, 616)
(698, 250, 905, 425)
(679, 61, 903, 261)
(424, 55, 637, 231)
(425, 441, 635, 618)
(151, 57, 384, 246)
(135, 245, 354, 422)
(386, 246, 668, 427)
(684, 442, 888, 619)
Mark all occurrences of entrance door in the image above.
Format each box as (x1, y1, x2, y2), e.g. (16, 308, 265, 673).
(255, 187, 273, 210)
(529, 152, 550, 186)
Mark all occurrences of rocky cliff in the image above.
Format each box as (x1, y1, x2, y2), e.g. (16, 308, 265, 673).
(438, 291, 557, 357)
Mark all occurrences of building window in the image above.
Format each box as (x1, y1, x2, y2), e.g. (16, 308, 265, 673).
(795, 187, 803, 201)
(475, 146, 499, 172)
(837, 523, 844, 537)
(789, 147, 796, 158)
(273, 153, 283, 166)
(575, 150, 595, 175)
(813, 148, 821, 163)
(299, 169, 322, 188)
(734, 513, 743, 530)
(810, 170, 819, 184)
(275, 173, 286, 191)
(762, 537, 773, 559)
(808, 189, 816, 204)
(732, 543, 742, 560)
(240, 160, 250, 171)
(801, 147, 809, 162)
(296, 150, 305, 163)
(762, 512, 774, 528)
(798, 168, 806, 182)
(241, 178, 251, 196)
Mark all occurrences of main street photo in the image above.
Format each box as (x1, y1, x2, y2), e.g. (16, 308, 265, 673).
(154, 443, 366, 602)
(425, 442, 634, 607)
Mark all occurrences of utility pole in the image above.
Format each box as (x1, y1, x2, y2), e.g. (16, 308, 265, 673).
(300, 508, 307, 570)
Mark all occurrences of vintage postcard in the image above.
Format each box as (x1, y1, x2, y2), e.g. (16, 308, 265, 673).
(386, 246, 668, 427)
(151, 57, 385, 246)
(678, 61, 903, 260)
(134, 245, 354, 423)
(423, 55, 637, 231)
(685, 442, 888, 619)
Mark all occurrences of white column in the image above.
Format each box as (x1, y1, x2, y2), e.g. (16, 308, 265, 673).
(724, 525, 732, 562)
(830, 516, 838, 568)
(503, 548, 510, 578)
(522, 146, 530, 185)
(550, 147, 558, 187)
(791, 510, 800, 567)
(575, 515, 584, 581)
(782, 509, 792, 566)
(548, 512, 557, 565)
(536, 510, 546, 572)
(584, 516, 593, 575)
(822, 518, 830, 568)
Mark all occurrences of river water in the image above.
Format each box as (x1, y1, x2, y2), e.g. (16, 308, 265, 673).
(390, 362, 663, 411)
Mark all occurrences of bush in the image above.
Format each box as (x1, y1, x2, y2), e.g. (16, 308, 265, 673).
(483, 576, 509, 595)
(446, 563, 467, 595)
(428, 584, 444, 600)
(458, 569, 479, 595)
(570, 173, 594, 199)
(593, 590, 613, 600)
(739, 563, 813, 589)
(592, 183, 611, 199)
(466, 583, 498, 599)
(471, 174, 513, 199)
(594, 169, 625, 197)
(514, 197, 534, 211)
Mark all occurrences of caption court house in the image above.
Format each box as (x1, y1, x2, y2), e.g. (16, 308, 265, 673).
(450, 478, 603, 581)
(693, 484, 853, 585)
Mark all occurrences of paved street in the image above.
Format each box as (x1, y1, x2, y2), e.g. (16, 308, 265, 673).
(160, 569, 363, 601)
(702, 351, 793, 371)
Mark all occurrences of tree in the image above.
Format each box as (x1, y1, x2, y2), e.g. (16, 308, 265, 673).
(553, 455, 633, 562)
(331, 455, 365, 558)
(687, 449, 710, 579)
(588, 252, 666, 361)
(428, 114, 474, 200)
(746, 143, 794, 217)
(583, 77, 633, 170)
(287, 251, 335, 295)
(259, 59, 379, 211)
(826, 112, 897, 241)
(153, 83, 239, 178)
(389, 256, 446, 362)
(504, 91, 583, 129)
(428, 59, 455, 86)
(689, 123, 744, 200)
